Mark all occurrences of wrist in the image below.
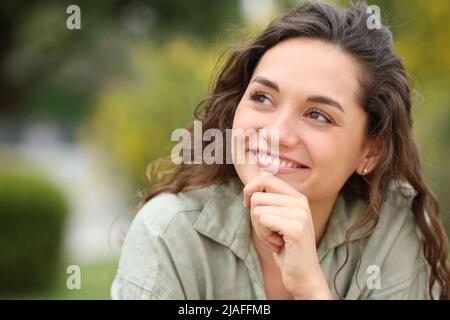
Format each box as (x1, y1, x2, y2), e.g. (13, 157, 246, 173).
(292, 271, 333, 300)
(293, 285, 333, 300)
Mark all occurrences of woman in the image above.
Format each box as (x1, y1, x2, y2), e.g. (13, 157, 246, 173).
(111, 1, 450, 299)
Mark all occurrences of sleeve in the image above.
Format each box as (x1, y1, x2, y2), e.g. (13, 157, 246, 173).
(110, 207, 187, 300)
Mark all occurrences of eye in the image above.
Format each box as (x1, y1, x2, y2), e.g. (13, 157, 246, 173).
(305, 107, 333, 124)
(249, 90, 274, 107)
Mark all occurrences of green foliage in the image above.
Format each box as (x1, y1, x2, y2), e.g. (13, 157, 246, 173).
(0, 167, 69, 295)
(376, 0, 450, 232)
(1, 0, 242, 119)
(80, 37, 218, 188)
(142, 0, 242, 41)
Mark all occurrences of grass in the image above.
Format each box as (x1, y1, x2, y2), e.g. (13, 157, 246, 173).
(1, 258, 119, 300)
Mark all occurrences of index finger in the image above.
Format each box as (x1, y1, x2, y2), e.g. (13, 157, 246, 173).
(243, 174, 305, 207)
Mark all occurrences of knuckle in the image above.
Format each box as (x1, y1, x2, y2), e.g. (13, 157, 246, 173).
(261, 174, 271, 186)
(293, 221, 304, 233)
(296, 210, 308, 221)
(290, 208, 305, 222)
(259, 212, 270, 225)
(253, 206, 263, 218)
(290, 227, 303, 241)
(250, 192, 261, 204)
(295, 197, 305, 207)
(297, 193, 308, 204)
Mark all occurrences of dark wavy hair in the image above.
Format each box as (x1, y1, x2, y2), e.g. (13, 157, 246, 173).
(141, 1, 450, 299)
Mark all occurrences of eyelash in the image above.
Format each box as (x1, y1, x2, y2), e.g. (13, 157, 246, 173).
(248, 90, 334, 124)
(307, 107, 333, 124)
(249, 90, 272, 105)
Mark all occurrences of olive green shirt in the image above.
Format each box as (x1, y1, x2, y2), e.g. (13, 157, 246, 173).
(111, 179, 434, 299)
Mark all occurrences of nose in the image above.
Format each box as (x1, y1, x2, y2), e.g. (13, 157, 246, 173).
(266, 108, 300, 149)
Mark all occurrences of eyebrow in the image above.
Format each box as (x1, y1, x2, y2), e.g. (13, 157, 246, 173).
(251, 76, 280, 92)
(306, 95, 345, 113)
(250, 76, 345, 113)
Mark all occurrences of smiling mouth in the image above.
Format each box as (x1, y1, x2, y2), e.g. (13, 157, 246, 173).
(248, 149, 309, 170)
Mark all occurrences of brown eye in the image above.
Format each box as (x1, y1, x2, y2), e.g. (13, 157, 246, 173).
(306, 108, 333, 124)
(250, 90, 273, 106)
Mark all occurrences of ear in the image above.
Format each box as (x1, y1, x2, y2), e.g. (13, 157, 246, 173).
(357, 137, 382, 175)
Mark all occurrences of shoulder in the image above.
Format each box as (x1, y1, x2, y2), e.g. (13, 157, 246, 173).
(362, 181, 431, 298)
(111, 181, 238, 299)
(133, 179, 244, 245)
(377, 180, 417, 236)
(376, 180, 421, 252)
(121, 181, 224, 259)
(134, 183, 220, 234)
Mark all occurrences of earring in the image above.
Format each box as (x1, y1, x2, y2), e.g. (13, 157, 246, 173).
(361, 162, 369, 175)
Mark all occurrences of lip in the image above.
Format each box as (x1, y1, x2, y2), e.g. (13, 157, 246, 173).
(248, 149, 310, 174)
(248, 148, 309, 169)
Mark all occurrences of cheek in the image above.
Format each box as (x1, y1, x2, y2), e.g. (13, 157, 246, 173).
(232, 104, 246, 129)
(307, 131, 360, 176)
(231, 102, 265, 184)
(232, 100, 267, 131)
(302, 133, 360, 200)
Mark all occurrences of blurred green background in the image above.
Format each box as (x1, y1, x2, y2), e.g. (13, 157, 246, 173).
(0, 0, 449, 299)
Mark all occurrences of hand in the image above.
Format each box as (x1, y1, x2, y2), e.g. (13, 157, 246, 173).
(243, 173, 333, 299)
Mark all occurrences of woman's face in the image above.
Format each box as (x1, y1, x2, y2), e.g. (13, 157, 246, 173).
(232, 37, 373, 202)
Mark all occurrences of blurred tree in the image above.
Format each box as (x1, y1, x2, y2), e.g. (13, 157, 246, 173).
(374, 0, 450, 232)
(0, 0, 241, 121)
(79, 37, 217, 189)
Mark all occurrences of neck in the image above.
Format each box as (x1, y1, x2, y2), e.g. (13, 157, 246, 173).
(309, 193, 339, 245)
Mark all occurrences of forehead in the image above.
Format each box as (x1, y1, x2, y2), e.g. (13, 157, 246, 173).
(252, 37, 361, 105)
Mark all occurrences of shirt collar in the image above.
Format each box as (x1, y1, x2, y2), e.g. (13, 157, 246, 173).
(317, 192, 369, 259)
(193, 179, 252, 260)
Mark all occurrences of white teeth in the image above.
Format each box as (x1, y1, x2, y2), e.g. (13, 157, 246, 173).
(261, 154, 268, 164)
(256, 152, 299, 168)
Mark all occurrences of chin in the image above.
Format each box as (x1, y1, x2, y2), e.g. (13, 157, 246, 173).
(237, 165, 259, 185)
